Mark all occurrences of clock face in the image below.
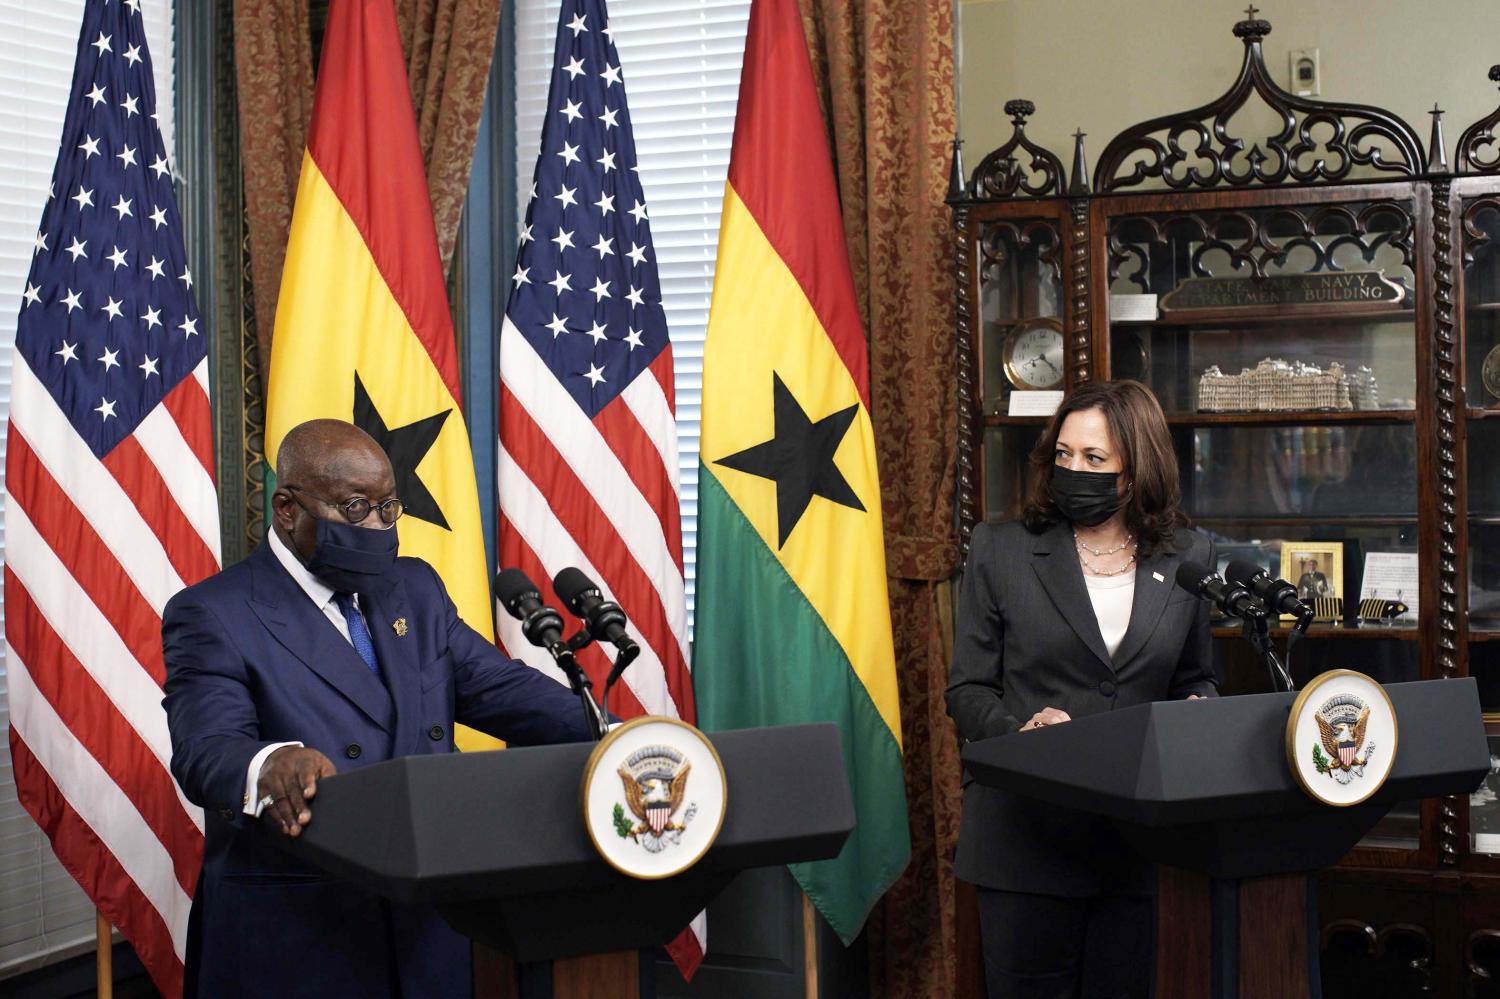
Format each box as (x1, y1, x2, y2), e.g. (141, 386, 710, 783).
(1484, 344, 1500, 402)
(1003, 320, 1065, 390)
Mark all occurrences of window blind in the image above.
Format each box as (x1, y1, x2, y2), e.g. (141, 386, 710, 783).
(0, 0, 175, 980)
(514, 0, 751, 635)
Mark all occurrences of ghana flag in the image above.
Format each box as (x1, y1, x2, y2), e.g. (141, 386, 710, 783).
(693, 0, 911, 942)
(264, 0, 495, 748)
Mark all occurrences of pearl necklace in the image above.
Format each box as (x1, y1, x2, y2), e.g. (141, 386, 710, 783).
(1075, 531, 1136, 576)
(1074, 531, 1133, 557)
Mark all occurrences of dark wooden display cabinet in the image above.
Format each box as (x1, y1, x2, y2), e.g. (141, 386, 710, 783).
(951, 11, 1500, 997)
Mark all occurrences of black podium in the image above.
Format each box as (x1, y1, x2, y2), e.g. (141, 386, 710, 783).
(277, 723, 853, 996)
(961, 678, 1489, 999)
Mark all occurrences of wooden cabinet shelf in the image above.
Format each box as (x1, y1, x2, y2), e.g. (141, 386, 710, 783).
(1193, 514, 1417, 527)
(1164, 409, 1416, 426)
(980, 414, 1051, 427)
(1211, 624, 1419, 641)
(1110, 306, 1416, 329)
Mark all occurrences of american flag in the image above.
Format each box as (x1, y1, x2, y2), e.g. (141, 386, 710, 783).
(496, 0, 702, 975)
(4, 2, 217, 996)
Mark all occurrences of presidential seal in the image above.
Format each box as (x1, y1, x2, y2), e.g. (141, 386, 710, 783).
(1286, 669, 1398, 806)
(581, 716, 727, 879)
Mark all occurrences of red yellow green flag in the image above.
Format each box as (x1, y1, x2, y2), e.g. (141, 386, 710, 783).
(693, 0, 911, 942)
(264, 0, 496, 749)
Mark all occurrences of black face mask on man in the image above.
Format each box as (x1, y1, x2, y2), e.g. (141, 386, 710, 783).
(288, 493, 399, 592)
(1051, 465, 1123, 527)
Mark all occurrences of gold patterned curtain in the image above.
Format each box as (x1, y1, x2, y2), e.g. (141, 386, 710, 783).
(234, 0, 500, 377)
(795, 1, 963, 996)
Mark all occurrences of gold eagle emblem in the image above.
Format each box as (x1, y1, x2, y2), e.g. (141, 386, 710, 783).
(617, 745, 691, 840)
(1316, 703, 1370, 772)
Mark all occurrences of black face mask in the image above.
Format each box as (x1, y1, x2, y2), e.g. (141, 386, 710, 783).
(299, 513, 399, 593)
(1051, 465, 1122, 527)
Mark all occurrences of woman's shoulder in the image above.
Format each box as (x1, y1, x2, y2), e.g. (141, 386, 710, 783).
(1166, 525, 1213, 561)
(968, 519, 1053, 561)
(971, 518, 1038, 547)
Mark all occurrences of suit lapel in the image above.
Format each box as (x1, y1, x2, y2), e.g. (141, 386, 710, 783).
(1029, 524, 1114, 671)
(360, 575, 421, 755)
(1111, 545, 1177, 669)
(247, 543, 394, 733)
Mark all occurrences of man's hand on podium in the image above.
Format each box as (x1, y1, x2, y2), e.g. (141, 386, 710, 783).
(257, 746, 337, 837)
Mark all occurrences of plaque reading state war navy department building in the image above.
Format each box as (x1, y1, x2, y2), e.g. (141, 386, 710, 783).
(1160, 271, 1405, 312)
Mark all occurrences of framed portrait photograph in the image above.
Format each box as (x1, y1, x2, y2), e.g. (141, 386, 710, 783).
(1472, 715, 1500, 855)
(1278, 541, 1344, 622)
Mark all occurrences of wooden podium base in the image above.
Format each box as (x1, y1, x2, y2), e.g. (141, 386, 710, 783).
(475, 944, 641, 999)
(1157, 867, 1316, 999)
(554, 952, 640, 999)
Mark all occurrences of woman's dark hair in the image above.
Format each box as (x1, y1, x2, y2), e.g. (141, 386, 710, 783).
(1020, 380, 1188, 554)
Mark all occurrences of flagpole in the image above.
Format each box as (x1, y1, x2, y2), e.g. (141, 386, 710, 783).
(95, 910, 113, 999)
(802, 893, 818, 998)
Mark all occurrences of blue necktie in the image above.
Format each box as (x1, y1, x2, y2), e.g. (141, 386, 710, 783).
(333, 592, 381, 679)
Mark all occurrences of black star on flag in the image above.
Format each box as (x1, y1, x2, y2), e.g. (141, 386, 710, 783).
(714, 372, 866, 549)
(353, 374, 452, 530)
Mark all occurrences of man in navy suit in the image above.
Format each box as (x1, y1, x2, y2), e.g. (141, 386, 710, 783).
(163, 419, 594, 999)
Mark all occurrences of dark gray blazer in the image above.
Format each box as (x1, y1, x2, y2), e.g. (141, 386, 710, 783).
(945, 519, 1218, 895)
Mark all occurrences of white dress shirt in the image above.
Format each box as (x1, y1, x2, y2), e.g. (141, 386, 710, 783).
(241, 529, 369, 816)
(1084, 570, 1136, 658)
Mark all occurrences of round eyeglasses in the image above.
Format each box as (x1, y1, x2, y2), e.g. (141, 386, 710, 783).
(285, 484, 404, 525)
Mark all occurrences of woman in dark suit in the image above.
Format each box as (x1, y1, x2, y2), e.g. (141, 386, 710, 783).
(946, 379, 1217, 999)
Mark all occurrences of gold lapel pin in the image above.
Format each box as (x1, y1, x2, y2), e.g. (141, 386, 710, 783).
(392, 618, 408, 637)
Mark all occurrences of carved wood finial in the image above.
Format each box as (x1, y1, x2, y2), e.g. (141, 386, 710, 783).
(946, 137, 967, 203)
(1233, 7, 1271, 40)
(1005, 100, 1036, 126)
(1428, 105, 1449, 172)
(1068, 129, 1091, 195)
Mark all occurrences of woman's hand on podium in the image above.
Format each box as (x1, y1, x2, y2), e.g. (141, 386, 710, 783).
(257, 746, 337, 837)
(1021, 707, 1071, 731)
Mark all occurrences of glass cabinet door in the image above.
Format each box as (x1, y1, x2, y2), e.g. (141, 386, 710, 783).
(1463, 196, 1500, 862)
(978, 219, 1064, 416)
(1104, 197, 1422, 645)
(1106, 201, 1418, 418)
(974, 216, 1064, 522)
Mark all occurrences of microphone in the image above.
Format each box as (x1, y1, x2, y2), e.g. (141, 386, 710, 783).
(1224, 559, 1312, 620)
(1175, 561, 1267, 619)
(496, 568, 608, 739)
(494, 568, 570, 659)
(552, 567, 640, 657)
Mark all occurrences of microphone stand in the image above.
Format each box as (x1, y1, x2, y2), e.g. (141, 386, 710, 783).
(601, 645, 640, 724)
(1240, 610, 1295, 693)
(1282, 606, 1312, 690)
(551, 632, 608, 741)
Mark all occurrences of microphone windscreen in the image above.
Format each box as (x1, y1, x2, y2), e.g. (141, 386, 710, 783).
(494, 568, 540, 616)
(1224, 559, 1264, 586)
(1175, 560, 1213, 594)
(552, 566, 596, 610)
